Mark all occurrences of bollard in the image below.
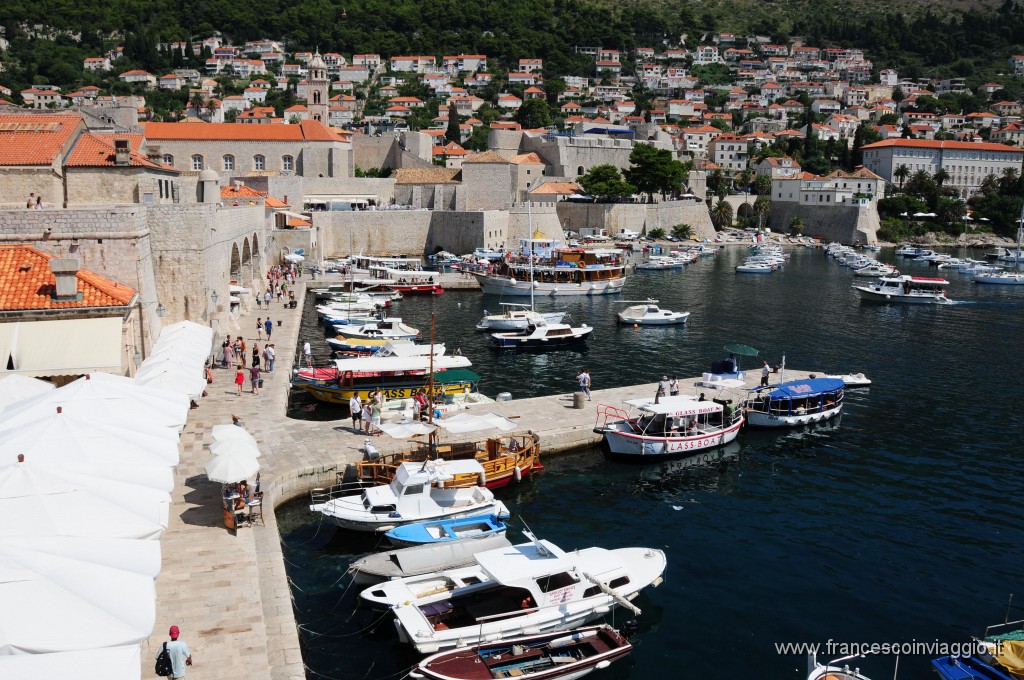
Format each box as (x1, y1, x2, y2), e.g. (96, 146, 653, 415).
(573, 392, 585, 409)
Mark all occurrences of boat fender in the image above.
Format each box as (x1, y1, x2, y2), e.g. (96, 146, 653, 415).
(514, 465, 522, 483)
(478, 471, 487, 486)
(578, 261, 585, 268)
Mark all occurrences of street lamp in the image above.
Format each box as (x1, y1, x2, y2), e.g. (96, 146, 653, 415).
(211, 290, 219, 305)
(156, 302, 166, 318)
(133, 350, 141, 367)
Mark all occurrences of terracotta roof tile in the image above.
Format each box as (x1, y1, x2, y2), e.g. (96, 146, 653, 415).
(394, 168, 462, 185)
(0, 114, 83, 166)
(510, 152, 544, 165)
(462, 150, 510, 164)
(142, 120, 349, 142)
(0, 245, 136, 311)
(65, 132, 177, 172)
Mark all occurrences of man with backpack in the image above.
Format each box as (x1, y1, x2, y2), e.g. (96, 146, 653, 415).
(155, 625, 192, 678)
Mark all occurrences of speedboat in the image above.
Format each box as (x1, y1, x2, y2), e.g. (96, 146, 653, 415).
(359, 532, 667, 654)
(744, 377, 845, 428)
(411, 625, 633, 680)
(852, 274, 952, 304)
(808, 653, 875, 680)
(594, 396, 744, 458)
(821, 372, 872, 387)
(348, 534, 513, 586)
(309, 459, 508, 532)
(617, 302, 689, 325)
(475, 304, 566, 331)
(335, 319, 421, 340)
(852, 262, 897, 277)
(634, 257, 676, 271)
(491, 320, 592, 349)
(735, 262, 775, 273)
(385, 513, 508, 548)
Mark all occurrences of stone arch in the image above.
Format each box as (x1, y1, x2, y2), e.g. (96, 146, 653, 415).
(577, 165, 585, 176)
(252, 233, 262, 284)
(230, 242, 241, 281)
(737, 202, 754, 219)
(241, 237, 253, 285)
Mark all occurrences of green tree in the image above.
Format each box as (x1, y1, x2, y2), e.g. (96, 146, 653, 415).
(671, 224, 694, 240)
(514, 98, 551, 129)
(649, 227, 667, 240)
(933, 168, 950, 187)
(754, 174, 772, 196)
(754, 196, 771, 229)
(624, 143, 685, 202)
(710, 199, 733, 230)
(578, 165, 636, 202)
(893, 164, 911, 191)
(789, 216, 804, 236)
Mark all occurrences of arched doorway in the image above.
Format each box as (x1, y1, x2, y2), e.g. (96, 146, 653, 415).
(241, 238, 252, 285)
(229, 242, 241, 282)
(252, 233, 262, 287)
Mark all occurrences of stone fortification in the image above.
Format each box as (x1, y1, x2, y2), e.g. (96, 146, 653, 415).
(313, 209, 511, 257)
(767, 201, 880, 244)
(557, 200, 715, 239)
(508, 202, 566, 243)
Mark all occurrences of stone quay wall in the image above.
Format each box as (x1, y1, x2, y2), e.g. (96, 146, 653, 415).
(557, 199, 715, 239)
(767, 202, 881, 244)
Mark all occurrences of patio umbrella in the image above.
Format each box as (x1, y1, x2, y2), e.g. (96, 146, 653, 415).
(379, 421, 436, 439)
(0, 375, 55, 411)
(435, 412, 519, 435)
(158, 320, 214, 344)
(209, 439, 262, 458)
(211, 423, 258, 446)
(0, 461, 166, 540)
(0, 537, 158, 654)
(0, 403, 181, 444)
(204, 454, 260, 484)
(0, 644, 142, 679)
(284, 252, 305, 262)
(723, 343, 759, 356)
(134, 366, 207, 401)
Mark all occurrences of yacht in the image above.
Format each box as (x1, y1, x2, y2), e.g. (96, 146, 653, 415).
(617, 302, 690, 325)
(852, 274, 952, 304)
(475, 304, 566, 331)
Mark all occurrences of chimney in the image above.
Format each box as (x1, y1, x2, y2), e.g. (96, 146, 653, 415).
(49, 258, 82, 301)
(114, 138, 130, 166)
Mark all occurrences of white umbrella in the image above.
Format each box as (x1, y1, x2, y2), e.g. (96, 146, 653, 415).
(204, 454, 260, 484)
(0, 375, 54, 411)
(0, 462, 167, 540)
(209, 439, 262, 458)
(82, 370, 190, 405)
(0, 537, 158, 654)
(0, 374, 189, 431)
(134, 367, 207, 401)
(158, 320, 214, 344)
(0, 644, 141, 679)
(435, 412, 519, 434)
(284, 252, 305, 262)
(0, 402, 181, 444)
(379, 421, 436, 439)
(211, 423, 258, 445)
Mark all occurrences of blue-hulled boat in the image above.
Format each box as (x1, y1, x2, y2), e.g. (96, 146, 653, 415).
(931, 655, 1017, 680)
(744, 377, 845, 428)
(385, 513, 508, 548)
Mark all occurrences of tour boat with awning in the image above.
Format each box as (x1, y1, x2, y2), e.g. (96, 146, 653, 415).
(594, 396, 744, 458)
(744, 377, 845, 428)
(292, 354, 478, 403)
(473, 238, 627, 296)
(852, 274, 952, 303)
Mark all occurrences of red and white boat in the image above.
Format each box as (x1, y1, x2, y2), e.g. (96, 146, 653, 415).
(594, 396, 744, 459)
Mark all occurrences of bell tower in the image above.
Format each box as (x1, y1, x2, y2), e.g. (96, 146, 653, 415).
(306, 51, 329, 124)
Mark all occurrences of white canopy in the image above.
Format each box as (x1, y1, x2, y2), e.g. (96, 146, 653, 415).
(0, 400, 181, 444)
(435, 412, 519, 434)
(0, 374, 189, 431)
(134, 366, 207, 401)
(0, 318, 124, 378)
(0, 462, 167, 540)
(379, 421, 436, 439)
(625, 396, 723, 416)
(158, 320, 214, 345)
(284, 252, 305, 262)
(0, 537, 158, 654)
(211, 424, 258, 446)
(0, 375, 54, 411)
(332, 354, 471, 373)
(204, 454, 260, 484)
(209, 439, 261, 458)
(0, 644, 141, 679)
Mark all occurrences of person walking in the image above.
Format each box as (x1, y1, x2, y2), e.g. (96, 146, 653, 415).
(250, 364, 261, 395)
(264, 317, 273, 341)
(264, 289, 272, 309)
(349, 394, 362, 432)
(655, 375, 668, 404)
(361, 400, 372, 434)
(256, 292, 262, 310)
(34, 195, 43, 210)
(265, 343, 275, 373)
(577, 367, 591, 401)
(221, 340, 232, 368)
(256, 318, 263, 340)
(158, 625, 192, 679)
(760, 360, 771, 387)
(234, 365, 245, 396)
(669, 374, 679, 397)
(26, 192, 34, 209)
(303, 340, 312, 367)
(251, 344, 261, 369)
(369, 398, 382, 436)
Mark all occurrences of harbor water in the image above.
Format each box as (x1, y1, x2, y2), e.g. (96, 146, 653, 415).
(278, 246, 1024, 679)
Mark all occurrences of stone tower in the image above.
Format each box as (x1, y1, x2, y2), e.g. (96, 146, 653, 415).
(306, 51, 329, 124)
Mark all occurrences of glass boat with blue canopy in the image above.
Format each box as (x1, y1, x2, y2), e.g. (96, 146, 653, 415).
(744, 378, 845, 428)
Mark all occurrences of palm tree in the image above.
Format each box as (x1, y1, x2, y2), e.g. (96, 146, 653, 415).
(789, 216, 804, 236)
(189, 91, 205, 116)
(671, 223, 694, 241)
(933, 168, 950, 187)
(754, 196, 771, 230)
(980, 173, 999, 194)
(754, 174, 772, 196)
(999, 167, 1020, 193)
(734, 169, 753, 195)
(893, 164, 910, 191)
(710, 199, 734, 230)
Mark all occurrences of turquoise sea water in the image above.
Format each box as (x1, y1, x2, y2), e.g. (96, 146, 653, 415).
(279, 246, 1024, 680)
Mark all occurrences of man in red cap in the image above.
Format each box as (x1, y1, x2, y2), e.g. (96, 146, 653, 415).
(160, 625, 192, 678)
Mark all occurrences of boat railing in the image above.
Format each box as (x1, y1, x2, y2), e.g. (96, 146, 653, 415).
(984, 619, 1024, 639)
(594, 404, 630, 431)
(310, 478, 374, 505)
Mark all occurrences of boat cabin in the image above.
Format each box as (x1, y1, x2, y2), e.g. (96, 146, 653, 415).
(621, 397, 732, 436)
(361, 459, 489, 514)
(746, 378, 845, 418)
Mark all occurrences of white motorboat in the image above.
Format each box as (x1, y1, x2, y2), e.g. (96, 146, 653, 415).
(595, 396, 744, 458)
(862, 244, 882, 251)
(977, 217, 1024, 284)
(852, 274, 952, 304)
(744, 378, 845, 428)
(735, 262, 775, 273)
(491, 320, 592, 349)
(475, 304, 566, 331)
(617, 301, 690, 325)
(347, 534, 513, 586)
(807, 653, 875, 680)
(309, 459, 508, 532)
(852, 262, 897, 277)
(821, 372, 872, 387)
(335, 319, 421, 340)
(634, 257, 676, 271)
(359, 533, 667, 654)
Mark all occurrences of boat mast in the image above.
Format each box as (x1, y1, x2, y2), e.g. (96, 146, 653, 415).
(428, 312, 436, 457)
(527, 181, 535, 312)
(1016, 198, 1024, 269)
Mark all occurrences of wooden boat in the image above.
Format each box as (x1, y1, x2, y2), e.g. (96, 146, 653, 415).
(491, 321, 592, 349)
(473, 238, 627, 297)
(744, 378, 845, 428)
(385, 513, 508, 548)
(348, 534, 513, 586)
(309, 459, 508, 532)
(410, 625, 633, 680)
(296, 368, 480, 404)
(852, 274, 952, 304)
(354, 434, 541, 491)
(595, 397, 743, 458)
(359, 533, 666, 654)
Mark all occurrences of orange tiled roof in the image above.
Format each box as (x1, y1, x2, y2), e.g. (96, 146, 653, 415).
(861, 138, 1021, 152)
(65, 132, 176, 172)
(287, 217, 312, 227)
(221, 184, 288, 207)
(510, 152, 544, 165)
(529, 181, 580, 195)
(0, 245, 136, 311)
(142, 120, 349, 142)
(0, 114, 83, 166)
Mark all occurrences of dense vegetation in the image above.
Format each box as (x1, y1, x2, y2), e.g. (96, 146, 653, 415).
(4, 0, 1024, 93)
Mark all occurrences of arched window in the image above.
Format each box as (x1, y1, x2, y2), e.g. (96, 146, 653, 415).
(577, 165, 585, 175)
(313, 91, 321, 104)
(191, 155, 204, 171)
(282, 155, 294, 172)
(223, 154, 235, 171)
(254, 154, 265, 171)
(162, 154, 174, 166)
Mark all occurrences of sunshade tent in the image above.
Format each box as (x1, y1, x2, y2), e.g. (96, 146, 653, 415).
(0, 644, 142, 679)
(0, 462, 167, 540)
(133, 365, 207, 401)
(211, 423, 258, 446)
(209, 439, 262, 458)
(0, 403, 181, 444)
(158, 320, 214, 345)
(82, 370, 190, 405)
(284, 252, 305, 262)
(0, 374, 189, 431)
(435, 412, 519, 435)
(204, 454, 260, 484)
(379, 421, 436, 439)
(0, 537, 158, 654)
(0, 374, 54, 411)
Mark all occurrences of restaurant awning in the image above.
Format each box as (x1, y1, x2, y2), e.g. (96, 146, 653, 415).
(0, 318, 124, 378)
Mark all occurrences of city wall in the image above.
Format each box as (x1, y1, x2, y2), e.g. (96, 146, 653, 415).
(556, 200, 715, 239)
(767, 202, 880, 244)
